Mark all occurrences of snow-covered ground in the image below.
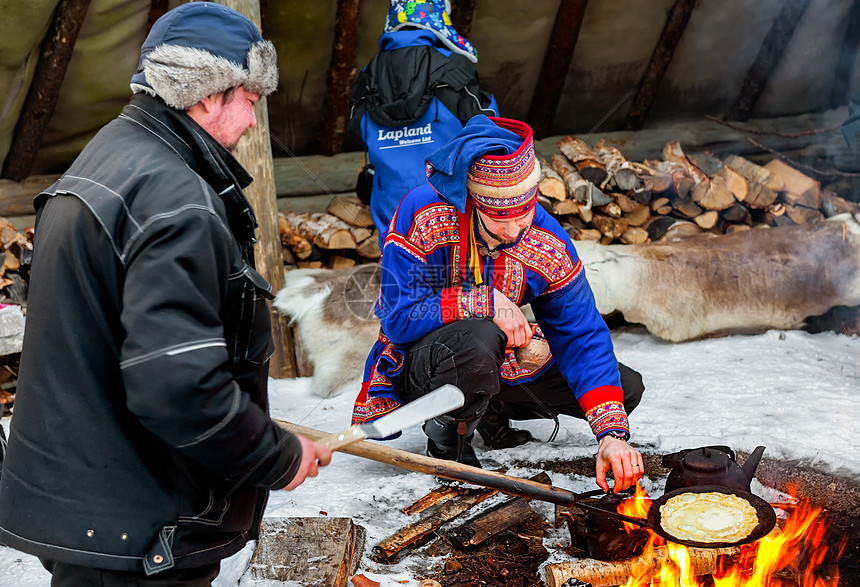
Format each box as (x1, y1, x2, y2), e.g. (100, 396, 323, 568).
(0, 326, 857, 586)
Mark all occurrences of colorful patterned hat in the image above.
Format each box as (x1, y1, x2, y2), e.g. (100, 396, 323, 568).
(467, 118, 541, 219)
(384, 0, 478, 63)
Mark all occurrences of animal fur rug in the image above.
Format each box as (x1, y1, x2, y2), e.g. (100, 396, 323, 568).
(274, 213, 860, 397)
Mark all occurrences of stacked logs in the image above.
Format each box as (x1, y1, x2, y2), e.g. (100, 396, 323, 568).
(278, 196, 381, 269)
(540, 137, 859, 244)
(277, 141, 860, 268)
(0, 217, 32, 411)
(0, 217, 32, 307)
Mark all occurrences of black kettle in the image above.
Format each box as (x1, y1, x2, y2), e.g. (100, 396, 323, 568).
(568, 491, 648, 561)
(662, 445, 765, 492)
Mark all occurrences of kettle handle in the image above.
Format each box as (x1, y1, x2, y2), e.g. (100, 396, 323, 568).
(661, 445, 735, 469)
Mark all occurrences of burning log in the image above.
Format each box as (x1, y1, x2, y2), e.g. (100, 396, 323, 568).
(543, 544, 741, 587)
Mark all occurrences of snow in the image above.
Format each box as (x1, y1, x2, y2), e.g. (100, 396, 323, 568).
(0, 326, 857, 586)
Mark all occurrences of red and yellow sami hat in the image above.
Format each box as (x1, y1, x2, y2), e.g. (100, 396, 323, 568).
(466, 118, 541, 219)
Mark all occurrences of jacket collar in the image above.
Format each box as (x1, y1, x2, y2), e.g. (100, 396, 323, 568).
(120, 93, 259, 253)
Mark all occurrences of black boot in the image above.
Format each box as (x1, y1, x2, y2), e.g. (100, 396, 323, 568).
(476, 400, 535, 449)
(423, 414, 482, 469)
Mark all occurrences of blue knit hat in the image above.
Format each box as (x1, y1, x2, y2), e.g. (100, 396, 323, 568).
(130, 2, 278, 109)
(384, 0, 478, 63)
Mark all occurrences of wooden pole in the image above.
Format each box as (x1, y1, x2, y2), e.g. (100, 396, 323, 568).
(451, 0, 477, 39)
(320, 0, 362, 156)
(526, 0, 589, 139)
(728, 0, 813, 121)
(212, 0, 296, 378)
(1, 0, 92, 182)
(147, 0, 168, 32)
(277, 420, 581, 507)
(624, 0, 697, 131)
(829, 0, 860, 109)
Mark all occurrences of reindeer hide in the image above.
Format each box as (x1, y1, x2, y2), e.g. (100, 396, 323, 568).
(274, 264, 381, 398)
(577, 213, 860, 341)
(273, 213, 860, 396)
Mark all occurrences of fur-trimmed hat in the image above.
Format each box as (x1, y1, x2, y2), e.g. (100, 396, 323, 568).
(130, 2, 278, 110)
(384, 0, 478, 63)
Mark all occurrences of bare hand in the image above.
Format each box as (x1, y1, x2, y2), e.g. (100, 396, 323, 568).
(282, 435, 332, 491)
(595, 436, 644, 493)
(491, 288, 532, 348)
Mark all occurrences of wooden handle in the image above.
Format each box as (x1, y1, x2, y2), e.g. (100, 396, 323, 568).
(316, 426, 366, 451)
(276, 419, 579, 507)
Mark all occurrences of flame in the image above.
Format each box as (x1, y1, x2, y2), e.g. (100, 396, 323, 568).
(612, 485, 840, 587)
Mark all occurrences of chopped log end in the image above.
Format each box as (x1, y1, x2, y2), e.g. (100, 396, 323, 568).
(327, 196, 374, 227)
(620, 226, 649, 244)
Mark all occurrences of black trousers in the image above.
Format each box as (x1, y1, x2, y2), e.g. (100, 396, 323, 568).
(397, 319, 644, 423)
(40, 559, 220, 587)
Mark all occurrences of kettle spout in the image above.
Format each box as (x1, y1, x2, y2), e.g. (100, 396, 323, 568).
(742, 445, 766, 482)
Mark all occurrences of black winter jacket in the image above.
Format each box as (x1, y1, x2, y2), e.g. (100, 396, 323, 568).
(0, 94, 302, 575)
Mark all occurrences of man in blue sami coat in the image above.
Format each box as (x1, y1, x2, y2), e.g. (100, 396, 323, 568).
(351, 116, 646, 492)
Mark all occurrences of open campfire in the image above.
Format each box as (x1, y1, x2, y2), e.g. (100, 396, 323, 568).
(545, 484, 841, 587)
(351, 453, 853, 587)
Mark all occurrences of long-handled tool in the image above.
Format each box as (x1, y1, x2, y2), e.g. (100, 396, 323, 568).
(275, 420, 776, 549)
(308, 384, 465, 451)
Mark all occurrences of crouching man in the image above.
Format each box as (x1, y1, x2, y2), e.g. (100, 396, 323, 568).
(351, 116, 645, 493)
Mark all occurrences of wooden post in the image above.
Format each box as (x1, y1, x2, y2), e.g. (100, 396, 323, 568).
(451, 0, 477, 39)
(147, 0, 168, 32)
(526, 0, 589, 139)
(624, 0, 697, 131)
(829, 0, 860, 109)
(1, 0, 92, 182)
(320, 0, 362, 156)
(212, 0, 296, 378)
(728, 0, 813, 121)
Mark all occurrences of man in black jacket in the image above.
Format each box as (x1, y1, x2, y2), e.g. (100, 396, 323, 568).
(0, 4, 331, 585)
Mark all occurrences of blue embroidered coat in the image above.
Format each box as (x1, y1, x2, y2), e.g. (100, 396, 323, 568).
(352, 184, 629, 440)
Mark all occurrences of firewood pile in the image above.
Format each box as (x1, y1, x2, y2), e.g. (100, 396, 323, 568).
(0, 217, 32, 307)
(540, 137, 859, 244)
(372, 474, 552, 587)
(278, 197, 381, 270)
(0, 217, 32, 412)
(277, 140, 859, 268)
